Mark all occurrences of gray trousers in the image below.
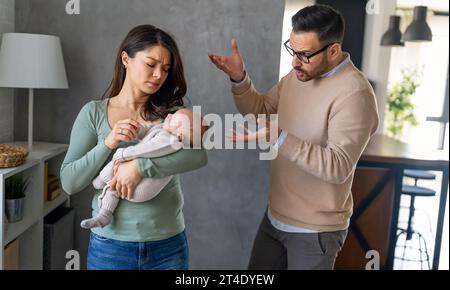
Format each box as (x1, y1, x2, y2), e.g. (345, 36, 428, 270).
(248, 213, 348, 270)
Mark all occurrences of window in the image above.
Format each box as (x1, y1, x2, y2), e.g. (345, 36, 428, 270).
(387, 8, 449, 152)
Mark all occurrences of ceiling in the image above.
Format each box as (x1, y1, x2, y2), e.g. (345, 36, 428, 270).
(397, 0, 449, 13)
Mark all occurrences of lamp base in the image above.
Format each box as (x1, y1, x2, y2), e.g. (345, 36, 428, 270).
(28, 88, 34, 151)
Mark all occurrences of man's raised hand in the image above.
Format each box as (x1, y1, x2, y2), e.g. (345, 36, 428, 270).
(208, 38, 246, 82)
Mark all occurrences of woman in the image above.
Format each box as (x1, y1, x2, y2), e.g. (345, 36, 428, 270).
(60, 25, 208, 270)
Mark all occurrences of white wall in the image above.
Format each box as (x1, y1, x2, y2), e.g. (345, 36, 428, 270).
(0, 0, 15, 142)
(279, 0, 315, 78)
(361, 0, 397, 133)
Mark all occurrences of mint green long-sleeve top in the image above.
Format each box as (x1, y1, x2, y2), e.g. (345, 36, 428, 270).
(60, 99, 208, 242)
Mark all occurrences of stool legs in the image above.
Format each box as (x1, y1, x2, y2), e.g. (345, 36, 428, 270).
(395, 229, 431, 270)
(406, 195, 416, 240)
(417, 231, 431, 270)
(395, 176, 433, 269)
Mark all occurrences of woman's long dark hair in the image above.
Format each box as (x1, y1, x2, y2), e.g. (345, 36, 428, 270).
(102, 25, 186, 121)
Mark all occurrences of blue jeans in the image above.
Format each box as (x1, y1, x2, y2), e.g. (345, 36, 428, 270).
(87, 231, 189, 270)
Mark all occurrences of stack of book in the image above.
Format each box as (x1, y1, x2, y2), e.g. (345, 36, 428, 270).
(47, 175, 61, 201)
(44, 161, 61, 201)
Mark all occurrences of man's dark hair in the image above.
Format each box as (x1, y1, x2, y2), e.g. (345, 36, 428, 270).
(291, 4, 345, 44)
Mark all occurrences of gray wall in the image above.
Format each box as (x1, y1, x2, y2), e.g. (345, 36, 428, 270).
(15, 0, 284, 269)
(0, 0, 14, 143)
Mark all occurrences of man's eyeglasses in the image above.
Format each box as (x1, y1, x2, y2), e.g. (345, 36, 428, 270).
(284, 40, 337, 64)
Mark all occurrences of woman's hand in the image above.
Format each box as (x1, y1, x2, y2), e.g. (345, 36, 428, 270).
(208, 38, 246, 82)
(104, 118, 141, 150)
(110, 160, 142, 200)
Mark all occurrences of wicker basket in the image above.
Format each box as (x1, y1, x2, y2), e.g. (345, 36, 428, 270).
(0, 144, 29, 168)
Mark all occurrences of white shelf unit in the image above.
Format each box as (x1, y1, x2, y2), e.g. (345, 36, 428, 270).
(1, 142, 69, 270)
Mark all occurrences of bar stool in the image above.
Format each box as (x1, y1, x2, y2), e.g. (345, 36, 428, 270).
(402, 170, 436, 230)
(404, 170, 436, 184)
(395, 183, 436, 269)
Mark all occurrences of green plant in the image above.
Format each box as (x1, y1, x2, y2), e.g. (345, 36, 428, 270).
(5, 173, 30, 200)
(385, 68, 421, 139)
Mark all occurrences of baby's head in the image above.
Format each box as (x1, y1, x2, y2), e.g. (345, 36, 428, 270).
(163, 108, 208, 147)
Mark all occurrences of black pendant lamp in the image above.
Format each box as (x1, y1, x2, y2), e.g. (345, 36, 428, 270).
(381, 15, 404, 46)
(404, 6, 433, 42)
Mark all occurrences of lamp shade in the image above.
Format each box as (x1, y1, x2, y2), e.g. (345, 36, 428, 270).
(403, 6, 433, 42)
(381, 16, 404, 46)
(0, 33, 68, 89)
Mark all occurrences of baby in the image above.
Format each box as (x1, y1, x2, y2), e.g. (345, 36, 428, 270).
(80, 108, 207, 229)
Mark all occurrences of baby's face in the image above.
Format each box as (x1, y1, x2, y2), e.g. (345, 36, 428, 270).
(163, 111, 192, 143)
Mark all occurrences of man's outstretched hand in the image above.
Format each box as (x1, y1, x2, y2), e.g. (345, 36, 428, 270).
(228, 118, 280, 145)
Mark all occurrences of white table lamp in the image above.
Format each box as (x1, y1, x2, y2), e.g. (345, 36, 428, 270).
(0, 33, 69, 150)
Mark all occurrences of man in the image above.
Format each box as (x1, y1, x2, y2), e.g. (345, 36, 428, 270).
(208, 4, 379, 270)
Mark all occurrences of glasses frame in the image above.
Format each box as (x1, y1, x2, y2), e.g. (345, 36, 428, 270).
(284, 40, 338, 64)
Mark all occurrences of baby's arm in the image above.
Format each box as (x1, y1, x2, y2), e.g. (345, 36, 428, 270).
(114, 129, 182, 162)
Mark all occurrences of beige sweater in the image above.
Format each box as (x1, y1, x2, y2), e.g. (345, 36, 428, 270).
(232, 61, 379, 232)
